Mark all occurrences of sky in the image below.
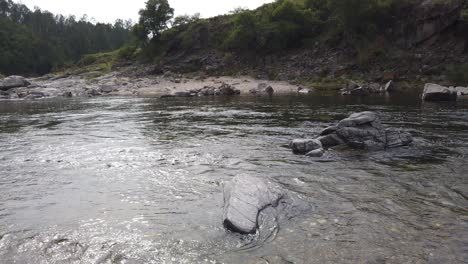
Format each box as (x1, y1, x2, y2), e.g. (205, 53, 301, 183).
(15, 0, 274, 24)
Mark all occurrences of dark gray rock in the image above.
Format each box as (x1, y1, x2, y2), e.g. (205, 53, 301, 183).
(198, 86, 216, 96)
(385, 128, 414, 148)
(250, 83, 274, 95)
(100, 85, 115, 93)
(305, 148, 325, 157)
(422, 83, 457, 101)
(291, 111, 413, 155)
(216, 83, 240, 96)
(289, 139, 322, 154)
(88, 89, 102, 97)
(223, 175, 283, 234)
(317, 134, 345, 148)
(0, 76, 30, 91)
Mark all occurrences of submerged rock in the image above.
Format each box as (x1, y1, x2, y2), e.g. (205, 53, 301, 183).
(0, 76, 31, 91)
(223, 175, 283, 234)
(289, 139, 322, 154)
(422, 83, 457, 101)
(291, 111, 413, 155)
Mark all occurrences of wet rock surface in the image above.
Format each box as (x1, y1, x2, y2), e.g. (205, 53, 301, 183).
(422, 83, 458, 101)
(292, 111, 413, 155)
(223, 175, 283, 234)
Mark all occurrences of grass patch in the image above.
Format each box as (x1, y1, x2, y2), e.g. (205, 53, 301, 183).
(54, 46, 138, 79)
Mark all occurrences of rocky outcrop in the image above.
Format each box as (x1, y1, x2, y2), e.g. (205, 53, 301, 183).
(250, 83, 274, 96)
(0, 76, 30, 91)
(409, 0, 463, 45)
(341, 80, 394, 96)
(161, 83, 240, 98)
(223, 175, 283, 234)
(422, 83, 458, 101)
(291, 111, 413, 156)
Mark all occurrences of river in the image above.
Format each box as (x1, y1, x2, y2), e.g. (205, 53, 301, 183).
(0, 94, 467, 263)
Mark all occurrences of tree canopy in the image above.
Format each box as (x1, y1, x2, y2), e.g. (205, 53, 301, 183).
(0, 0, 134, 75)
(134, 0, 174, 43)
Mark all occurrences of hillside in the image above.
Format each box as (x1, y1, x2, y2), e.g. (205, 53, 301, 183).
(118, 0, 467, 90)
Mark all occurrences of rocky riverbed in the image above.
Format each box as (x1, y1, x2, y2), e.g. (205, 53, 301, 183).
(0, 94, 467, 263)
(0, 70, 302, 100)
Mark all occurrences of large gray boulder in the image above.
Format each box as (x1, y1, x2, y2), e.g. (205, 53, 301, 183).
(223, 175, 283, 234)
(0, 76, 31, 91)
(422, 83, 457, 101)
(292, 111, 413, 154)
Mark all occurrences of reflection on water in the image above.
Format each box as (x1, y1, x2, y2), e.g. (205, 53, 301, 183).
(0, 94, 467, 263)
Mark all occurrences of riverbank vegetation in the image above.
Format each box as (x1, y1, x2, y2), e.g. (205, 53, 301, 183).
(134, 0, 416, 60)
(0, 0, 134, 75)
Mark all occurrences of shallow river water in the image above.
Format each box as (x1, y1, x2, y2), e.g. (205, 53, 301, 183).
(0, 94, 467, 264)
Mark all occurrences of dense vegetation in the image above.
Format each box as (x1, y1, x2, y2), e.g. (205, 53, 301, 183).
(0, 0, 133, 75)
(133, 0, 415, 59)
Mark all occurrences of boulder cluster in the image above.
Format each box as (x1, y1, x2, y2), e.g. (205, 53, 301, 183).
(161, 83, 240, 98)
(341, 80, 395, 96)
(290, 111, 413, 157)
(422, 83, 468, 102)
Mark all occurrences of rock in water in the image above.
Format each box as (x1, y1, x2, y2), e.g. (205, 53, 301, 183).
(292, 111, 413, 155)
(289, 139, 322, 154)
(422, 83, 457, 101)
(0, 76, 30, 91)
(223, 175, 283, 234)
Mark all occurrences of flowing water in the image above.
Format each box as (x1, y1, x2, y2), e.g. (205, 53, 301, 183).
(0, 94, 467, 264)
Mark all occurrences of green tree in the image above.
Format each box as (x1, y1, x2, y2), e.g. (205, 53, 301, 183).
(135, 0, 174, 43)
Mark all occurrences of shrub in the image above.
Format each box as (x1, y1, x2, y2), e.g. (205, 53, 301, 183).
(446, 64, 468, 86)
(117, 45, 138, 60)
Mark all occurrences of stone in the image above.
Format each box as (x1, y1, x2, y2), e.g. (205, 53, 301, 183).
(250, 83, 274, 95)
(305, 148, 325, 157)
(454, 86, 468, 96)
(385, 80, 395, 92)
(289, 139, 322, 154)
(422, 83, 457, 101)
(292, 111, 413, 155)
(216, 83, 240, 96)
(297, 87, 312, 94)
(198, 86, 216, 96)
(0, 76, 30, 91)
(100, 85, 114, 93)
(88, 89, 102, 97)
(385, 128, 414, 148)
(337, 111, 380, 128)
(223, 175, 283, 234)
